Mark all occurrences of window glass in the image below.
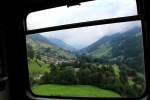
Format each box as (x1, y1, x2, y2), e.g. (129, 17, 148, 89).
(27, 0, 138, 30)
(26, 21, 146, 98)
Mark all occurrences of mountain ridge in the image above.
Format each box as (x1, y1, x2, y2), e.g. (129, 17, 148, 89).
(44, 36, 76, 52)
(79, 26, 144, 73)
(26, 34, 76, 62)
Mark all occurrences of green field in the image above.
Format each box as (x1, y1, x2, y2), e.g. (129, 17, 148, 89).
(32, 84, 120, 97)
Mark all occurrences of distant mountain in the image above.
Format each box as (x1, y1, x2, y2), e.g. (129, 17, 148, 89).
(26, 27, 145, 73)
(46, 37, 76, 52)
(80, 27, 145, 73)
(80, 27, 141, 53)
(26, 34, 76, 61)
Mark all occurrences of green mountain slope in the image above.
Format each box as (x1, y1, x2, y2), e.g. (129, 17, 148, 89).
(26, 34, 76, 63)
(80, 27, 145, 73)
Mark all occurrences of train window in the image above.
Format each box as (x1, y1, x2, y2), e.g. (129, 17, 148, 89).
(27, 0, 137, 30)
(25, 0, 147, 99)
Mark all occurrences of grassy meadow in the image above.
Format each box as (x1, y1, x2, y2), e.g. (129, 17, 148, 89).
(32, 84, 120, 97)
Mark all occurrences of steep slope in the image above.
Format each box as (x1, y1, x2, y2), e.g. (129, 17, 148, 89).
(26, 34, 76, 62)
(80, 27, 145, 72)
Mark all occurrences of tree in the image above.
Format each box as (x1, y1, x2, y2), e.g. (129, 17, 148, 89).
(59, 66, 76, 84)
(78, 67, 91, 84)
(27, 44, 34, 59)
(40, 72, 51, 84)
(35, 51, 41, 60)
(49, 63, 59, 83)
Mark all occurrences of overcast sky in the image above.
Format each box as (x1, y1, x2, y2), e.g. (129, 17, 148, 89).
(27, 0, 137, 30)
(27, 0, 141, 50)
(40, 21, 141, 49)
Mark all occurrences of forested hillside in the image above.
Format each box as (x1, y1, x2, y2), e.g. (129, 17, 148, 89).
(26, 34, 76, 63)
(26, 27, 146, 97)
(80, 27, 144, 73)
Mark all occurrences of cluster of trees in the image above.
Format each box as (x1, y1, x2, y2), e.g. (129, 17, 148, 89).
(36, 61, 145, 97)
(27, 44, 145, 97)
(27, 46, 145, 97)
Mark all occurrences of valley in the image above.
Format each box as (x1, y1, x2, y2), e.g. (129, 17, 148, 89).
(26, 26, 146, 97)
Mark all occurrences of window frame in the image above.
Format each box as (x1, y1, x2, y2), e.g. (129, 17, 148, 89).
(0, 28, 8, 88)
(24, 0, 149, 99)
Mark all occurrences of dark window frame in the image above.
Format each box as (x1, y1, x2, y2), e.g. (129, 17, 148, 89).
(0, 27, 8, 89)
(24, 0, 149, 99)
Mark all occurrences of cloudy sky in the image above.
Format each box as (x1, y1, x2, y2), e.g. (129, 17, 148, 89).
(27, 0, 141, 49)
(39, 21, 141, 49)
